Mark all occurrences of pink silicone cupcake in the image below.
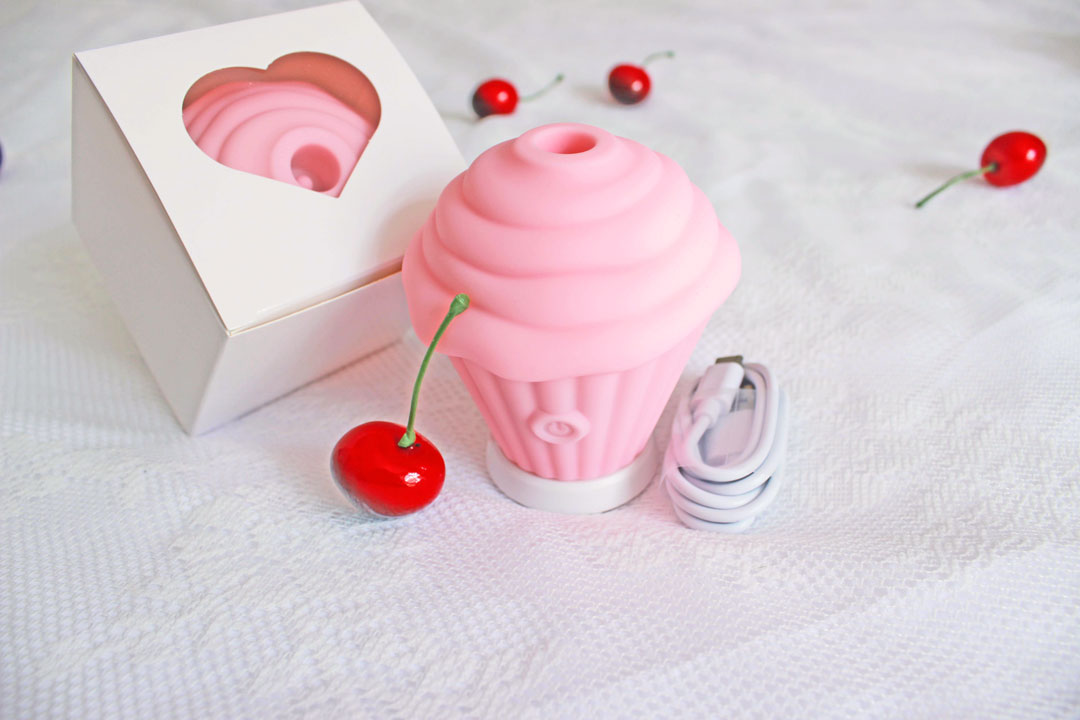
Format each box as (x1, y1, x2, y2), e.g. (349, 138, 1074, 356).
(402, 123, 740, 513)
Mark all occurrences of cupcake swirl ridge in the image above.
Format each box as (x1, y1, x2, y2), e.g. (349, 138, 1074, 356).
(403, 122, 740, 382)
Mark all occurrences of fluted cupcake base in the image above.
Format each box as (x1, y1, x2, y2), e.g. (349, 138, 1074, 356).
(450, 323, 705, 483)
(486, 436, 658, 514)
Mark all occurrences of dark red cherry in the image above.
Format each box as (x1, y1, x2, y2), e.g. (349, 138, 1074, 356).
(608, 65, 651, 105)
(607, 51, 674, 105)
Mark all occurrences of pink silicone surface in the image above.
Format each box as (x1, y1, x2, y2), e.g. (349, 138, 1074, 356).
(401, 122, 741, 480)
(183, 80, 374, 197)
(452, 324, 707, 480)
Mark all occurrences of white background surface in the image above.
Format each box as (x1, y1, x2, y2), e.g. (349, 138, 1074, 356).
(2, 0, 1079, 717)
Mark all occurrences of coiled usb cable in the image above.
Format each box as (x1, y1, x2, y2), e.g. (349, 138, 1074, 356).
(663, 356, 789, 532)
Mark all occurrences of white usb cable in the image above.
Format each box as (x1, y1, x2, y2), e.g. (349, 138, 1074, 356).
(663, 356, 789, 532)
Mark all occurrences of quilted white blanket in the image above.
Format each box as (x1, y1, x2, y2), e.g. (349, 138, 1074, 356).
(2, 0, 1078, 717)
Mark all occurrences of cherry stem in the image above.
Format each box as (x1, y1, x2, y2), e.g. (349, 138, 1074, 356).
(914, 163, 998, 209)
(642, 50, 675, 66)
(398, 294, 470, 448)
(519, 73, 565, 103)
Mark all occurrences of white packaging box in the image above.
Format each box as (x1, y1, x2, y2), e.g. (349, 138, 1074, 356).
(71, 2, 465, 434)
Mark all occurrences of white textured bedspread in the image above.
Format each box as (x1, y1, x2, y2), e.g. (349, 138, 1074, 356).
(2, 0, 1078, 717)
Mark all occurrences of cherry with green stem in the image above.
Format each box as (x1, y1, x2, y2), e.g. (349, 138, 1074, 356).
(471, 74, 565, 118)
(331, 294, 470, 516)
(915, 131, 1047, 209)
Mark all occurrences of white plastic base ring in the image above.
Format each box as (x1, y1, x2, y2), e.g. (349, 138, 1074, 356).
(486, 438, 658, 514)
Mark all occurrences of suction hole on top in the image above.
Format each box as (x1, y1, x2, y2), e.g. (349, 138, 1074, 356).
(291, 144, 341, 192)
(534, 129, 597, 155)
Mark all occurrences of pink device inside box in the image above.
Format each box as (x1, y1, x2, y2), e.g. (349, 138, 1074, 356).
(71, 2, 465, 434)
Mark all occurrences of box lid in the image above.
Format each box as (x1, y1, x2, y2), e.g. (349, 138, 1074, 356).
(75, 1, 464, 332)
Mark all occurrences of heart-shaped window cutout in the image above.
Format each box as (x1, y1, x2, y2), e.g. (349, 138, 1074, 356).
(182, 52, 381, 197)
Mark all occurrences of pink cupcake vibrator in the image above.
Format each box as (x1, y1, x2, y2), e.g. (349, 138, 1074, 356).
(403, 123, 741, 513)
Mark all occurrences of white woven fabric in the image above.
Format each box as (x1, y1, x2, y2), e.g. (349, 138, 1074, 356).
(2, 0, 1079, 717)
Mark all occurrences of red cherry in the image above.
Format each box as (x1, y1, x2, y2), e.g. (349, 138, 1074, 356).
(330, 294, 470, 517)
(980, 131, 1047, 187)
(608, 65, 651, 104)
(607, 51, 674, 105)
(471, 74, 564, 118)
(332, 421, 445, 516)
(915, 131, 1047, 208)
(471, 79, 518, 118)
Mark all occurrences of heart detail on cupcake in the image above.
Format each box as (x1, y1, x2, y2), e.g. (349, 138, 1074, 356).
(182, 52, 381, 197)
